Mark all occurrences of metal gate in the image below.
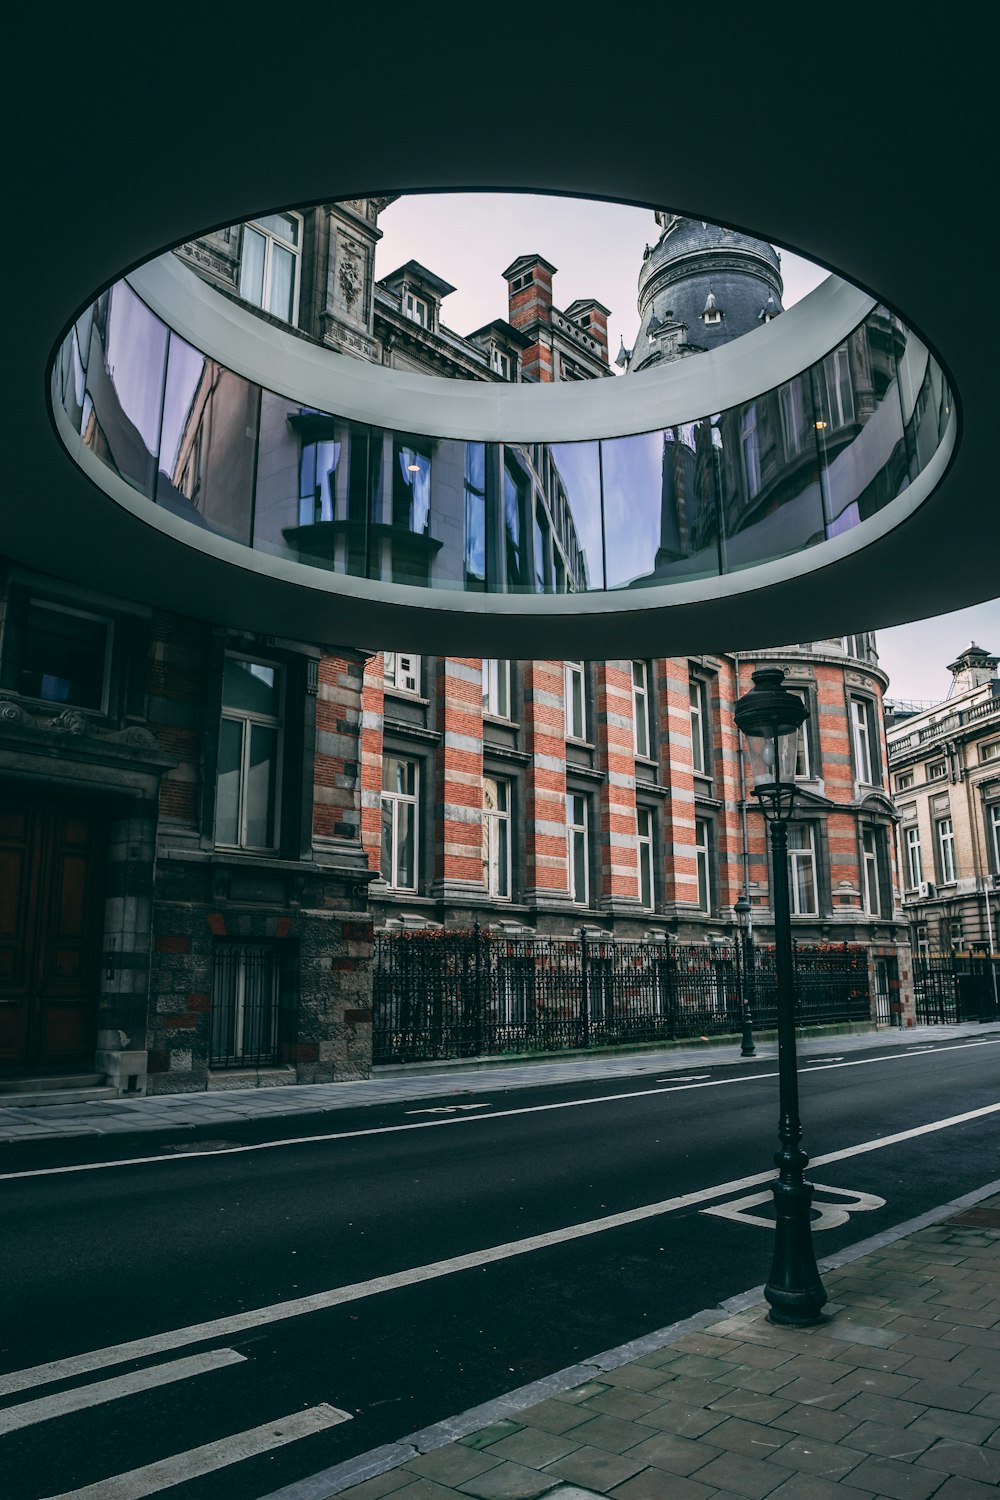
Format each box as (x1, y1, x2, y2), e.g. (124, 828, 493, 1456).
(373, 929, 872, 1065)
(913, 952, 1000, 1024)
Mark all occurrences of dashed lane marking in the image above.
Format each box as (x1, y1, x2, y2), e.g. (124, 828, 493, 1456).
(0, 1348, 245, 1434)
(2, 1038, 997, 1183)
(43, 1403, 351, 1500)
(3, 1099, 1000, 1400)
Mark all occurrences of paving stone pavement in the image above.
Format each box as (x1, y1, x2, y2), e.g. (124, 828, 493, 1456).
(2, 1023, 997, 1144)
(266, 1194, 1000, 1500)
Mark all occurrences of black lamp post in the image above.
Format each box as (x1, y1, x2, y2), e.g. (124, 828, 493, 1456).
(735, 666, 827, 1327)
(734, 894, 756, 1058)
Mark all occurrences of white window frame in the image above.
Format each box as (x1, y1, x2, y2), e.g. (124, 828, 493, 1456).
(936, 815, 957, 884)
(491, 347, 513, 380)
(896, 771, 914, 791)
(567, 791, 590, 906)
(862, 827, 882, 916)
(216, 656, 284, 853)
(850, 696, 879, 786)
(787, 825, 818, 916)
(383, 653, 420, 695)
(238, 212, 302, 325)
(690, 677, 710, 776)
(905, 824, 924, 889)
(483, 776, 512, 900)
(928, 761, 947, 781)
(695, 817, 712, 913)
(980, 741, 1000, 764)
(404, 289, 430, 327)
(787, 687, 812, 779)
(989, 803, 1000, 874)
(632, 661, 652, 759)
(565, 661, 587, 741)
(636, 806, 654, 910)
(381, 755, 419, 892)
(482, 659, 512, 720)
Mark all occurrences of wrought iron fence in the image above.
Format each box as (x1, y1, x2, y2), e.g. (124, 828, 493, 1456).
(210, 943, 280, 1067)
(914, 952, 1000, 1025)
(373, 929, 872, 1065)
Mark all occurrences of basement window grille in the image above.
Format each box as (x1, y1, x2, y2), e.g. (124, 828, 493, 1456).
(210, 943, 280, 1068)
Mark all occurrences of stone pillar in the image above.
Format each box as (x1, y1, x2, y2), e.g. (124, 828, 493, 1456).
(522, 660, 571, 907)
(433, 658, 484, 904)
(594, 660, 640, 911)
(659, 658, 699, 910)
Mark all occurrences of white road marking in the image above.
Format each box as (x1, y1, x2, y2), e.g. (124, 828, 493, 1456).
(405, 1103, 492, 1115)
(5, 1038, 997, 1184)
(0, 1348, 245, 1434)
(703, 1183, 886, 1231)
(4, 1098, 1000, 1400)
(657, 1075, 711, 1083)
(43, 1403, 351, 1500)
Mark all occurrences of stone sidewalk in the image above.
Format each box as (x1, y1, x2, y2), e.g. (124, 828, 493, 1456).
(269, 1191, 1000, 1500)
(2, 1023, 997, 1145)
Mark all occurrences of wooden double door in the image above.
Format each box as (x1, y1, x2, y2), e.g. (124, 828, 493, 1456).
(0, 793, 106, 1071)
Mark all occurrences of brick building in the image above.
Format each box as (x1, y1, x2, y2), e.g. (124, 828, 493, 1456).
(0, 198, 912, 1100)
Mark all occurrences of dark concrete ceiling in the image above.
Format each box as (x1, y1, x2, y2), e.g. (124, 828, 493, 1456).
(5, 8, 993, 658)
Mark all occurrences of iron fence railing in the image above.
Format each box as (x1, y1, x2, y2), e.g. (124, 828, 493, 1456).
(373, 929, 872, 1065)
(913, 952, 1000, 1025)
(210, 942, 281, 1067)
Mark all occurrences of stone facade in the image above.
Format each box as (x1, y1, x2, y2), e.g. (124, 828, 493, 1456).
(887, 644, 1000, 952)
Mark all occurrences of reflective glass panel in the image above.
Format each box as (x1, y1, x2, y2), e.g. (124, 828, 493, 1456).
(812, 315, 906, 536)
(156, 332, 256, 543)
(84, 282, 167, 497)
(603, 425, 721, 587)
(253, 397, 369, 577)
(506, 441, 601, 592)
(721, 385, 826, 571)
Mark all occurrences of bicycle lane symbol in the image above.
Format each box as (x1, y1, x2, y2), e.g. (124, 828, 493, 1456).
(701, 1184, 886, 1232)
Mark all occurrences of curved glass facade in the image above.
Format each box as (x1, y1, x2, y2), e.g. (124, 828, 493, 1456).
(53, 282, 952, 595)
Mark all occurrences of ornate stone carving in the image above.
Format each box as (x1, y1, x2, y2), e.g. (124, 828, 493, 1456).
(0, 700, 30, 725)
(50, 709, 88, 735)
(339, 254, 362, 308)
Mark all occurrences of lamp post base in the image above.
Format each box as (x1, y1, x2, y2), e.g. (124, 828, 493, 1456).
(764, 1175, 828, 1326)
(740, 1008, 756, 1057)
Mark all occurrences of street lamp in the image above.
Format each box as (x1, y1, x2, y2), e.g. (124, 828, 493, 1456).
(733, 894, 756, 1058)
(735, 666, 827, 1327)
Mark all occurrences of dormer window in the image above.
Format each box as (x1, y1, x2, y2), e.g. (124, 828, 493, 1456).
(491, 348, 513, 380)
(404, 290, 430, 328)
(702, 290, 722, 326)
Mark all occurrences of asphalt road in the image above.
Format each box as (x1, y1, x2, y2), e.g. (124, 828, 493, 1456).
(3, 1034, 1000, 1499)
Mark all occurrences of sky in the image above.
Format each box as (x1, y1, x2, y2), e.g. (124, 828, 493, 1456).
(374, 193, 999, 700)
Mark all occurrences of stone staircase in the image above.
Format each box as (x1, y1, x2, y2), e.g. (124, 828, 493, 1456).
(0, 1074, 117, 1108)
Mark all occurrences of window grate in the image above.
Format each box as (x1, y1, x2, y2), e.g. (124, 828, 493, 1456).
(210, 943, 280, 1068)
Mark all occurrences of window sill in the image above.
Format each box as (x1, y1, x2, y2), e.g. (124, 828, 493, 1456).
(383, 688, 429, 706)
(483, 713, 519, 728)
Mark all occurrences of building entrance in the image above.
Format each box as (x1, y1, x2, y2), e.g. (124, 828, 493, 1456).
(0, 793, 106, 1071)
